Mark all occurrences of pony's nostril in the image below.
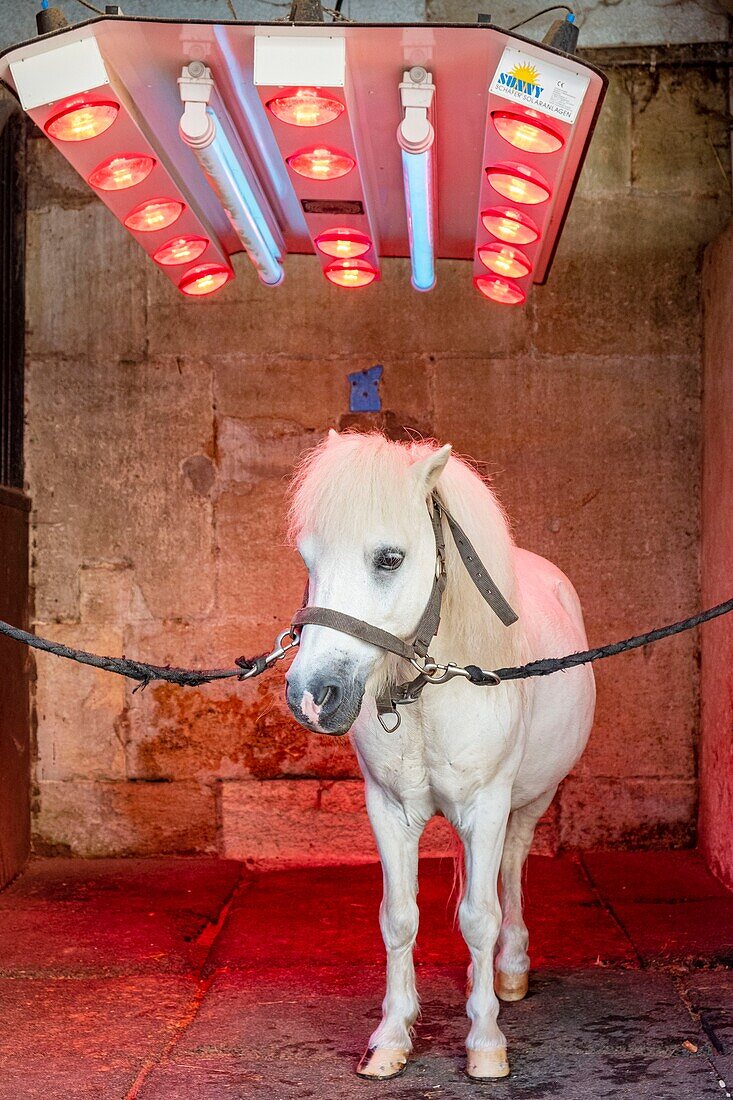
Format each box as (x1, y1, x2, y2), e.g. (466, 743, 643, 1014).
(318, 685, 333, 708)
(312, 684, 329, 707)
(313, 682, 342, 715)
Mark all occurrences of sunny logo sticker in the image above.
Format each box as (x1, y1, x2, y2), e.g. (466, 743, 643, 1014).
(498, 61, 544, 100)
(490, 47, 590, 124)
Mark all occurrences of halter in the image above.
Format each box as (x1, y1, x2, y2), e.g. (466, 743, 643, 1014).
(291, 494, 518, 731)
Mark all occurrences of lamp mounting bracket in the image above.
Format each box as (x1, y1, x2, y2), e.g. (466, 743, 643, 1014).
(398, 66, 435, 154)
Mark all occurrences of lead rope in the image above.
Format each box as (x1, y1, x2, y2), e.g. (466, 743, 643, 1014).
(471, 595, 733, 683)
(0, 619, 299, 690)
(0, 596, 732, 696)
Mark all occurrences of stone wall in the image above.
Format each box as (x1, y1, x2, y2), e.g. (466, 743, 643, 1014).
(2, 1, 731, 53)
(700, 222, 733, 891)
(21, 27, 732, 859)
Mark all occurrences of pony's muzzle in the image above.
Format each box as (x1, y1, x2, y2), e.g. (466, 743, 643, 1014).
(285, 667, 363, 736)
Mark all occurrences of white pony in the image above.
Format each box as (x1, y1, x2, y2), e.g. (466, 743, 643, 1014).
(286, 431, 595, 1081)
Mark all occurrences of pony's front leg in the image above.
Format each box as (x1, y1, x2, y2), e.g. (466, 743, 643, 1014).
(357, 783, 425, 1080)
(458, 786, 513, 1080)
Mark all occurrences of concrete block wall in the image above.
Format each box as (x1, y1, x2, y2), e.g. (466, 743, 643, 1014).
(18, 18, 732, 859)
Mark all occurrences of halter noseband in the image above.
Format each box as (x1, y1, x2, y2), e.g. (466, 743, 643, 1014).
(291, 494, 518, 731)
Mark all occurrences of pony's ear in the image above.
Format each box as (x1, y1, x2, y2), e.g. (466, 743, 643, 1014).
(411, 444, 452, 493)
(327, 428, 339, 443)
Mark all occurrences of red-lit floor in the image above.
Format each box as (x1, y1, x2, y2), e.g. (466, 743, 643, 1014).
(0, 851, 732, 1099)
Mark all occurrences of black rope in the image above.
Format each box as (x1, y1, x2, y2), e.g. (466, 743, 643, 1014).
(469, 597, 733, 684)
(1, 596, 732, 692)
(0, 619, 257, 689)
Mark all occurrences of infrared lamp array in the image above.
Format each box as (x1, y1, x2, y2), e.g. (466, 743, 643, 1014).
(259, 83, 381, 289)
(32, 61, 575, 304)
(474, 109, 569, 305)
(41, 95, 235, 296)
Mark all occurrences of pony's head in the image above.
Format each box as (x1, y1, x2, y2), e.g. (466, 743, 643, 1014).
(285, 430, 516, 735)
(285, 431, 451, 734)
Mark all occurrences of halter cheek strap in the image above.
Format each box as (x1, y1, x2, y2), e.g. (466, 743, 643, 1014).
(412, 496, 447, 657)
(441, 508, 518, 629)
(291, 494, 518, 729)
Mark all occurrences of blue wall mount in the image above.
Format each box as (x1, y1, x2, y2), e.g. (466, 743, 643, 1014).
(348, 364, 383, 412)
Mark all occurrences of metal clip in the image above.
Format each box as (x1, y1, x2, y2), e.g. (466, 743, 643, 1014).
(268, 628, 300, 665)
(409, 656, 472, 685)
(236, 629, 300, 680)
(423, 662, 473, 684)
(410, 654, 438, 676)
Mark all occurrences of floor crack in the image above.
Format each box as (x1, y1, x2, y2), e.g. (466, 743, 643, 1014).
(674, 973, 732, 1098)
(577, 851, 643, 967)
(123, 864, 252, 1100)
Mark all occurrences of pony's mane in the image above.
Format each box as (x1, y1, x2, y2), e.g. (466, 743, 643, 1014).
(289, 432, 523, 669)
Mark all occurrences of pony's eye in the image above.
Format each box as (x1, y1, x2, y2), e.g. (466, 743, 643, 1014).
(374, 547, 405, 572)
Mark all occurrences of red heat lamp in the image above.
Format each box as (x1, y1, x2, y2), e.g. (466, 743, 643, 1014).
(125, 199, 186, 233)
(267, 88, 345, 127)
(153, 235, 209, 266)
(474, 275, 526, 306)
(481, 207, 540, 246)
(178, 263, 233, 296)
(45, 99, 119, 142)
(491, 110, 564, 155)
(315, 227, 372, 259)
(88, 153, 155, 191)
(286, 147, 355, 180)
(325, 258, 378, 288)
(477, 242, 532, 279)
(485, 162, 551, 206)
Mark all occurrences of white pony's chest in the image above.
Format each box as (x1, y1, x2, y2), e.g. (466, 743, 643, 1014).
(351, 684, 527, 818)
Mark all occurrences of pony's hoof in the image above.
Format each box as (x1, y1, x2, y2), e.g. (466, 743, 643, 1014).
(466, 1048, 510, 1079)
(495, 971, 529, 1002)
(356, 1048, 408, 1080)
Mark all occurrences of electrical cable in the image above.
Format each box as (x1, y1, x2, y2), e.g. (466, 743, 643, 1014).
(508, 4, 573, 31)
(72, 0, 106, 13)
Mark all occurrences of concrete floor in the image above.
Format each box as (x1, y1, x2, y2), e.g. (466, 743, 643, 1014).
(0, 852, 732, 1099)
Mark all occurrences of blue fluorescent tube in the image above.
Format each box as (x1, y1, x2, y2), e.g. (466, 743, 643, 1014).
(179, 63, 284, 287)
(401, 146, 435, 292)
(201, 111, 283, 286)
(208, 109, 282, 263)
(182, 105, 283, 286)
(213, 26, 304, 228)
